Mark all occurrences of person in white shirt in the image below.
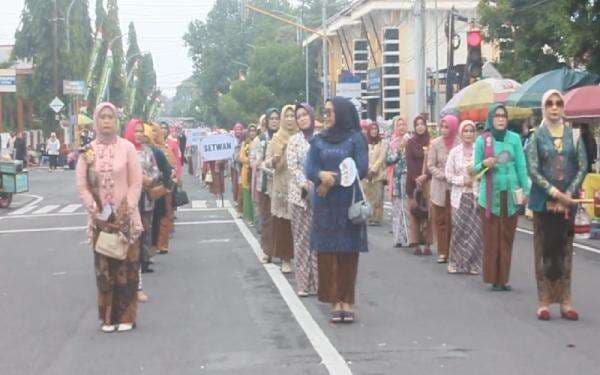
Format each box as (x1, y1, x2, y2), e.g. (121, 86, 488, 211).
(46, 132, 61, 171)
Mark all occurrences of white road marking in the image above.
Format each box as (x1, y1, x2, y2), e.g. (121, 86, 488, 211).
(517, 228, 600, 255)
(0, 220, 235, 234)
(216, 200, 232, 208)
(32, 205, 60, 214)
(227, 207, 352, 375)
(8, 205, 39, 215)
(197, 239, 231, 244)
(191, 200, 208, 208)
(59, 204, 82, 213)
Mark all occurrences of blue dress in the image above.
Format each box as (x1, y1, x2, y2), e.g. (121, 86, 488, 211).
(305, 131, 369, 253)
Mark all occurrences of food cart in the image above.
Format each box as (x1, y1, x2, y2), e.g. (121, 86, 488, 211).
(0, 160, 29, 208)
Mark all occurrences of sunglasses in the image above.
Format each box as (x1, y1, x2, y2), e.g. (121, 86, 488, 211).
(545, 100, 564, 108)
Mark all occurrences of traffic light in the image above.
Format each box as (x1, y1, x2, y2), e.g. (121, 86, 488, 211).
(466, 29, 483, 81)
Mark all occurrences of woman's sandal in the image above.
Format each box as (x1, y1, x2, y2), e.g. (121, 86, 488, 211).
(342, 311, 355, 323)
(537, 308, 551, 321)
(331, 311, 344, 323)
(101, 324, 117, 333)
(117, 323, 137, 332)
(560, 309, 579, 321)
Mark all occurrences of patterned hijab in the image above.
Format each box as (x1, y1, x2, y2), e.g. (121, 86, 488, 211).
(295, 102, 316, 140)
(270, 104, 299, 155)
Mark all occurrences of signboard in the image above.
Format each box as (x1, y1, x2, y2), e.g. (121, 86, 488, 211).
(336, 82, 362, 99)
(186, 128, 209, 146)
(0, 69, 16, 93)
(200, 133, 237, 161)
(63, 80, 85, 95)
(49, 97, 65, 113)
(367, 68, 382, 93)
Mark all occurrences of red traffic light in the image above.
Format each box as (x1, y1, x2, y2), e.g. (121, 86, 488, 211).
(467, 31, 482, 47)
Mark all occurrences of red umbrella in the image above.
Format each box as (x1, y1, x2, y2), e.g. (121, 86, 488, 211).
(564, 85, 600, 120)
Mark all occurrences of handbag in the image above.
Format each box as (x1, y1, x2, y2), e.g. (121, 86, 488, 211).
(410, 187, 429, 220)
(174, 188, 190, 207)
(95, 231, 128, 260)
(148, 185, 170, 200)
(348, 179, 373, 225)
(574, 203, 591, 236)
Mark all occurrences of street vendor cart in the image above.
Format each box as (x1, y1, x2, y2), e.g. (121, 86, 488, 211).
(0, 160, 29, 209)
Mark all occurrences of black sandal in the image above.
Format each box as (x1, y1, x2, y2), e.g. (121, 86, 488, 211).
(331, 311, 343, 323)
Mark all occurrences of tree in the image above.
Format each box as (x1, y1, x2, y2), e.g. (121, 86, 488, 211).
(105, 0, 126, 106)
(126, 22, 141, 74)
(12, 0, 93, 131)
(183, 0, 352, 126)
(478, 0, 600, 82)
(132, 53, 157, 119)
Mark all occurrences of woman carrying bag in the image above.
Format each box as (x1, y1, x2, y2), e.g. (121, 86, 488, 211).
(405, 115, 433, 255)
(305, 97, 369, 323)
(76, 102, 143, 333)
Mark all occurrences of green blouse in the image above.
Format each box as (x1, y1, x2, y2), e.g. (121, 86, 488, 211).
(474, 130, 531, 216)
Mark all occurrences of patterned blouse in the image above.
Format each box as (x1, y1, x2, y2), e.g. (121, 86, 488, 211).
(287, 132, 311, 209)
(527, 124, 588, 212)
(386, 146, 407, 198)
(138, 144, 160, 212)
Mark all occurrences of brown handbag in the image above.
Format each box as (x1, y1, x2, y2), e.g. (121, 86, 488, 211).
(148, 185, 170, 200)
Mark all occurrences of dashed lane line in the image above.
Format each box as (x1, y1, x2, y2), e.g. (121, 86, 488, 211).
(227, 207, 353, 375)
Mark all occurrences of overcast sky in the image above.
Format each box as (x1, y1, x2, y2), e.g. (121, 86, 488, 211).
(0, 0, 216, 96)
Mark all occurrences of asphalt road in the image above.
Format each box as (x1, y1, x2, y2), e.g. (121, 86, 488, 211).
(1, 167, 599, 375)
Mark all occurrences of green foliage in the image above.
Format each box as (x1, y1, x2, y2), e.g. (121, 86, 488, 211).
(478, 0, 600, 82)
(132, 53, 157, 119)
(126, 22, 141, 74)
(12, 0, 93, 130)
(182, 0, 349, 127)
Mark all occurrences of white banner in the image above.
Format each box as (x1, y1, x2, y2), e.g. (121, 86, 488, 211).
(200, 133, 237, 161)
(186, 127, 209, 146)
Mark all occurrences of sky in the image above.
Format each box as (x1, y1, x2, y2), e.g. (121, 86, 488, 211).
(0, 0, 216, 96)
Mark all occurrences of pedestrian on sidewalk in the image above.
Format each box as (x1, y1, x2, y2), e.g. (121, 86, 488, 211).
(474, 103, 530, 292)
(265, 105, 298, 274)
(305, 97, 369, 323)
(363, 123, 387, 226)
(406, 115, 433, 255)
(287, 102, 318, 297)
(76, 102, 143, 333)
(527, 90, 588, 321)
(46, 132, 61, 171)
(386, 116, 410, 248)
(428, 114, 459, 263)
(258, 109, 280, 264)
(239, 124, 257, 225)
(445, 120, 482, 275)
(150, 123, 174, 255)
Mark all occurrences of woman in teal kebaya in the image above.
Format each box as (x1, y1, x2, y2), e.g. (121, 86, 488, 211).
(474, 103, 531, 291)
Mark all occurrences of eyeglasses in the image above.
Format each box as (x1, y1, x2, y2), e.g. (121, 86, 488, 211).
(545, 100, 564, 108)
(324, 109, 334, 117)
(493, 114, 508, 119)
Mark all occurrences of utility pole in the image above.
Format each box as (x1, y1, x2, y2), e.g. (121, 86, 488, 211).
(414, 0, 426, 115)
(434, 0, 440, 117)
(52, 0, 60, 97)
(445, 8, 455, 102)
(302, 0, 309, 103)
(322, 0, 329, 104)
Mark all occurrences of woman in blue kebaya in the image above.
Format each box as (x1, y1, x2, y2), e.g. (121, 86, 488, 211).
(305, 97, 369, 323)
